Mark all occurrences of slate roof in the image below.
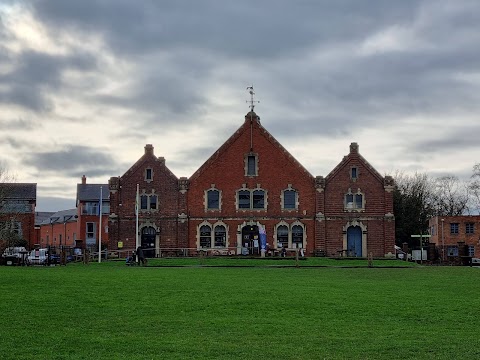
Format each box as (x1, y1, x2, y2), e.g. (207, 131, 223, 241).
(0, 183, 37, 200)
(35, 211, 55, 226)
(41, 208, 78, 225)
(76, 184, 109, 204)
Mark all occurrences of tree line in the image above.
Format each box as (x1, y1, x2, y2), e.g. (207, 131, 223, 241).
(393, 163, 480, 247)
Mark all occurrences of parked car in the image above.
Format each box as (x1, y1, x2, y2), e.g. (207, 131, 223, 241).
(27, 248, 48, 265)
(2, 246, 28, 266)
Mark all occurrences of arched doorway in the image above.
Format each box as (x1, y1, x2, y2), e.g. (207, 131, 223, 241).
(241, 225, 259, 255)
(141, 226, 156, 258)
(347, 226, 362, 257)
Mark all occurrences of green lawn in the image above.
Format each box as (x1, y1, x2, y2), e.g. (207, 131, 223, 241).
(0, 262, 479, 359)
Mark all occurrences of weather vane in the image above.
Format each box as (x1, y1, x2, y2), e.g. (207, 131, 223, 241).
(246, 85, 259, 111)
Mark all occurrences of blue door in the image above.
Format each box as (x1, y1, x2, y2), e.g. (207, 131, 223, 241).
(347, 226, 362, 257)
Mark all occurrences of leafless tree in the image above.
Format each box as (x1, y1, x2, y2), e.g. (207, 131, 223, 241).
(434, 175, 470, 216)
(468, 163, 480, 214)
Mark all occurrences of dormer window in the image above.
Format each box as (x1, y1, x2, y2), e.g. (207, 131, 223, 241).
(245, 153, 258, 176)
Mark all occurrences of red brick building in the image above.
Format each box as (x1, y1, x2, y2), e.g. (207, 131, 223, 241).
(429, 215, 479, 260)
(108, 111, 395, 257)
(108, 145, 187, 256)
(0, 183, 37, 249)
(38, 209, 78, 248)
(76, 176, 109, 250)
(315, 143, 395, 257)
(188, 111, 316, 255)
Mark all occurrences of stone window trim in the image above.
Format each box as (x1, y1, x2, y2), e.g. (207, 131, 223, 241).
(273, 221, 306, 249)
(139, 189, 159, 212)
(196, 221, 229, 249)
(281, 184, 299, 211)
(350, 166, 358, 181)
(204, 185, 222, 211)
(344, 188, 365, 212)
(144, 168, 153, 183)
(235, 184, 268, 211)
(244, 152, 259, 177)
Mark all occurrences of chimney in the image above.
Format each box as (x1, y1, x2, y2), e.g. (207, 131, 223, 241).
(350, 142, 359, 154)
(82, 175, 86, 184)
(145, 144, 154, 155)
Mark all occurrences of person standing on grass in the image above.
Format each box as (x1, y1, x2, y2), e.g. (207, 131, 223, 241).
(136, 246, 145, 266)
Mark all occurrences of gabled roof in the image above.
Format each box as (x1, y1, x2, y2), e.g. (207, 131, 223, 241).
(76, 184, 109, 203)
(0, 183, 36, 200)
(325, 142, 384, 183)
(189, 111, 314, 182)
(120, 144, 178, 181)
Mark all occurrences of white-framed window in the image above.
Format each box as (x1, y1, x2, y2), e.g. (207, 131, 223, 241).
(466, 223, 474, 234)
(275, 222, 305, 249)
(236, 187, 267, 210)
(344, 188, 364, 211)
(86, 222, 95, 239)
(282, 185, 298, 210)
(205, 186, 221, 210)
(245, 153, 258, 176)
(447, 245, 458, 256)
(468, 245, 475, 257)
(450, 223, 459, 234)
(198, 222, 228, 248)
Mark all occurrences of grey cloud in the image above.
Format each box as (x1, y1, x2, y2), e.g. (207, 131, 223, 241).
(0, 50, 98, 112)
(411, 126, 480, 154)
(36, 196, 76, 212)
(2, 118, 37, 131)
(22, 145, 121, 178)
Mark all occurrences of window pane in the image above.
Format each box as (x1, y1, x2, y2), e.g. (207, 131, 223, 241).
(214, 225, 226, 247)
(284, 190, 296, 209)
(277, 225, 288, 248)
(150, 195, 157, 210)
(450, 223, 459, 234)
(355, 194, 363, 208)
(345, 194, 354, 208)
(146, 168, 152, 180)
(200, 225, 211, 248)
(140, 195, 148, 210)
(207, 190, 219, 209)
(351, 167, 357, 178)
(253, 190, 265, 209)
(466, 223, 474, 234)
(468, 245, 475, 257)
(292, 225, 303, 247)
(238, 190, 250, 209)
(247, 155, 256, 176)
(447, 246, 458, 256)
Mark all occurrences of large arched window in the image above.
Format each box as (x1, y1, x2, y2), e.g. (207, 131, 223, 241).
(252, 190, 265, 209)
(200, 225, 211, 248)
(214, 225, 226, 247)
(238, 190, 250, 209)
(277, 225, 288, 248)
(282, 189, 297, 210)
(292, 225, 304, 248)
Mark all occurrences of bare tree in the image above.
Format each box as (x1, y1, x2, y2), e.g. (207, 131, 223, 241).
(468, 163, 480, 214)
(434, 175, 470, 216)
(0, 165, 23, 252)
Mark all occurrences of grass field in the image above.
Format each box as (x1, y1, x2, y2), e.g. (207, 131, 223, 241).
(1, 260, 479, 359)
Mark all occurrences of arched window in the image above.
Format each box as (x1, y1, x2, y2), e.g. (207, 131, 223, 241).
(214, 225, 226, 247)
(252, 190, 265, 209)
(238, 190, 250, 209)
(292, 225, 304, 248)
(200, 225, 211, 248)
(277, 225, 288, 248)
(140, 195, 148, 210)
(344, 189, 364, 211)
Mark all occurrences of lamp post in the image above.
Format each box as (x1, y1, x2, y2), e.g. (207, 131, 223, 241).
(441, 218, 445, 263)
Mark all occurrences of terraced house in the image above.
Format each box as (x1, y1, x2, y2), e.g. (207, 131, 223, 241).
(108, 110, 395, 258)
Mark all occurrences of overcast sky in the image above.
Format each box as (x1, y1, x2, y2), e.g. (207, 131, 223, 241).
(1, 0, 479, 211)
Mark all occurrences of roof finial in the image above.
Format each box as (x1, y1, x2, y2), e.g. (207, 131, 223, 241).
(246, 85, 259, 111)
